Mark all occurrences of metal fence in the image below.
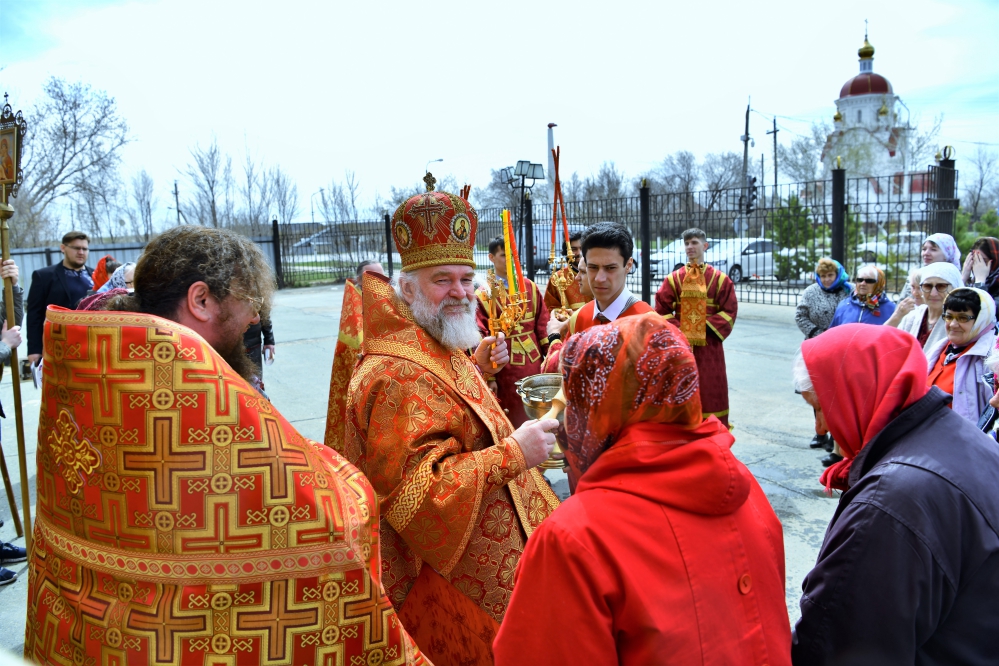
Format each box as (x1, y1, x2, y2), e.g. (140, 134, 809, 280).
(275, 219, 394, 287)
(274, 160, 959, 308)
(10, 236, 277, 297)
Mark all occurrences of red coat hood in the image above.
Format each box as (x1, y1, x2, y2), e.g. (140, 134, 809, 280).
(574, 419, 751, 516)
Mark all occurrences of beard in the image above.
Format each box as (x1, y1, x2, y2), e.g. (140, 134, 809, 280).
(214, 307, 261, 384)
(409, 288, 482, 351)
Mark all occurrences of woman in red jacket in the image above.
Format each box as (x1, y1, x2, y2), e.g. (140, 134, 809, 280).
(493, 312, 791, 665)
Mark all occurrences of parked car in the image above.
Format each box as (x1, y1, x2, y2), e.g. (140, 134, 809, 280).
(646, 238, 733, 280)
(645, 239, 689, 280)
(855, 231, 924, 264)
(704, 238, 776, 283)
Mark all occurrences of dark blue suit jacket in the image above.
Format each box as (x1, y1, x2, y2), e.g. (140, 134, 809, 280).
(26, 262, 93, 356)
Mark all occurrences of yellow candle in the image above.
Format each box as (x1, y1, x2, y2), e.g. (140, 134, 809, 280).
(502, 210, 515, 295)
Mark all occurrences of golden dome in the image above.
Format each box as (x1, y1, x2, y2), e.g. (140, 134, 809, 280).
(878, 100, 889, 116)
(858, 39, 875, 59)
(833, 110, 843, 123)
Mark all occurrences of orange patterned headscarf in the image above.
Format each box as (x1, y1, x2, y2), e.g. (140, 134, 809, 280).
(561, 312, 702, 474)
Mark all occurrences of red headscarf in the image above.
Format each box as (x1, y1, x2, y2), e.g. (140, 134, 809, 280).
(91, 255, 115, 290)
(561, 312, 705, 475)
(802, 324, 929, 491)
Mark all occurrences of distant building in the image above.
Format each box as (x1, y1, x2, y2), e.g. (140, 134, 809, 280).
(821, 35, 923, 180)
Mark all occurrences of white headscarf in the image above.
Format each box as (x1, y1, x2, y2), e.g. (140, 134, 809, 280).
(923, 233, 961, 269)
(919, 262, 963, 290)
(949, 287, 997, 343)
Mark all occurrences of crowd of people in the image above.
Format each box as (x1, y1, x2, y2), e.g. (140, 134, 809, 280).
(4, 178, 998, 665)
(795, 233, 999, 476)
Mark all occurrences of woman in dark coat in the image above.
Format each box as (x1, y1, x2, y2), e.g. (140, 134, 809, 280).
(792, 324, 999, 665)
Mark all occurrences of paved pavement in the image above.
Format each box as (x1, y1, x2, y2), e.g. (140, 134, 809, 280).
(0, 285, 835, 657)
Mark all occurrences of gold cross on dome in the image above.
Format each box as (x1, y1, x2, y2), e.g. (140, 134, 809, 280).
(423, 171, 437, 192)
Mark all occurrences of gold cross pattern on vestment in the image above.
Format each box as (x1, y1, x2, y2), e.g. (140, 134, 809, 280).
(685, 310, 702, 326)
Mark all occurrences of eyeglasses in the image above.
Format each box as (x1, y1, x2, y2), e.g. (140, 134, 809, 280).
(856, 278, 878, 284)
(242, 295, 264, 316)
(942, 313, 975, 324)
(920, 283, 951, 293)
(228, 291, 264, 315)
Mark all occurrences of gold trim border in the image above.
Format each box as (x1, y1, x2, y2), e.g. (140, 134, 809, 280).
(38, 515, 365, 585)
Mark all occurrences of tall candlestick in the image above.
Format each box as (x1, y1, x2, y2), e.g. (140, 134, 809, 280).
(508, 215, 526, 294)
(502, 210, 515, 295)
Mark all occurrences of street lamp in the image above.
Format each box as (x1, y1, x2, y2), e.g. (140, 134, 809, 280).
(310, 188, 325, 225)
(426, 158, 443, 174)
(502, 161, 545, 279)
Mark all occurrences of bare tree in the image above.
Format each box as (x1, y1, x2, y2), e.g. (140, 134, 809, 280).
(474, 170, 520, 209)
(649, 151, 701, 194)
(963, 147, 999, 222)
(318, 170, 362, 222)
(578, 162, 624, 200)
(237, 150, 273, 235)
(184, 137, 233, 228)
(73, 168, 127, 242)
(389, 172, 460, 209)
(777, 123, 830, 183)
(129, 169, 155, 241)
(897, 115, 942, 174)
(11, 76, 130, 246)
(271, 165, 300, 224)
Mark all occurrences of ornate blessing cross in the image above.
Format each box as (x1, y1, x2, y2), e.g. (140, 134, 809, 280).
(423, 171, 437, 192)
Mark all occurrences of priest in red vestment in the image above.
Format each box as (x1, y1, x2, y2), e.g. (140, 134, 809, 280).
(475, 236, 550, 427)
(493, 313, 791, 665)
(542, 230, 590, 316)
(542, 222, 655, 374)
(344, 174, 560, 666)
(655, 228, 738, 426)
(324, 278, 363, 453)
(25, 226, 426, 666)
(325, 261, 386, 452)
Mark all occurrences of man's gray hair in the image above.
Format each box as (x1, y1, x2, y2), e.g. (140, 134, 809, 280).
(792, 349, 814, 393)
(392, 272, 414, 301)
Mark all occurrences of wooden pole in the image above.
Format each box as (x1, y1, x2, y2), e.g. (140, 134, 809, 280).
(0, 188, 30, 549)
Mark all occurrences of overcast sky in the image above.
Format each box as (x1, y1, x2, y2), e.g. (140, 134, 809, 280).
(1, 0, 996, 220)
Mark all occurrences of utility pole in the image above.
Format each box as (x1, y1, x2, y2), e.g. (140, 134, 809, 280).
(741, 100, 750, 214)
(173, 181, 181, 226)
(766, 117, 779, 191)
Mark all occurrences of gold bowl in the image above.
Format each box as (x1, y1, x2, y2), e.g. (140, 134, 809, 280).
(516, 373, 567, 470)
(516, 374, 564, 421)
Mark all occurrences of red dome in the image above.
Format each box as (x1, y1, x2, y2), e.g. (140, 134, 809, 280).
(839, 73, 893, 98)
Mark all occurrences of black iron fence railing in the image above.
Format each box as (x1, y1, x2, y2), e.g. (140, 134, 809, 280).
(274, 160, 959, 308)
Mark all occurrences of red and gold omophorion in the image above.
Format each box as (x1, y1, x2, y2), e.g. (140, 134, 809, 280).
(25, 306, 425, 665)
(474, 279, 550, 427)
(345, 273, 560, 665)
(324, 278, 363, 454)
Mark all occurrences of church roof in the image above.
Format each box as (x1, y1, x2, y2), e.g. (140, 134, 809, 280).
(839, 72, 893, 99)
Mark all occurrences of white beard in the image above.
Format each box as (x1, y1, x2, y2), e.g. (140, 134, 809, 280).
(409, 288, 482, 351)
